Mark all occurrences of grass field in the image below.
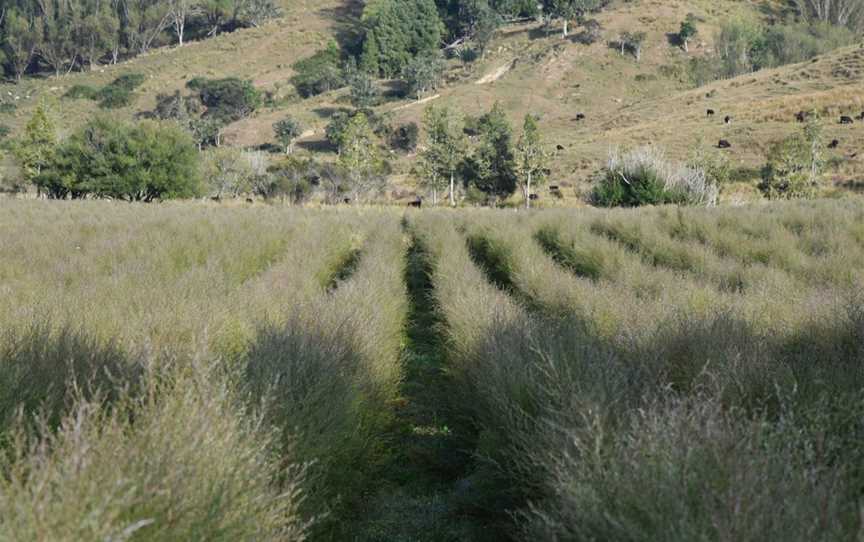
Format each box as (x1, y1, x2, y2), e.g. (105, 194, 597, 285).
(1, 198, 863, 540)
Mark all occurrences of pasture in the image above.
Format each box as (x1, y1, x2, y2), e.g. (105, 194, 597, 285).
(1, 199, 863, 541)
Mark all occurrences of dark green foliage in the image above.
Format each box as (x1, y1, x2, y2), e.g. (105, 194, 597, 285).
(256, 157, 315, 203)
(463, 102, 517, 200)
(291, 43, 346, 98)
(347, 61, 382, 108)
(591, 166, 685, 207)
(96, 74, 146, 109)
(273, 117, 302, 154)
(390, 122, 419, 152)
(64, 84, 100, 100)
(186, 77, 261, 123)
(35, 117, 201, 201)
(360, 0, 445, 78)
(402, 53, 446, 99)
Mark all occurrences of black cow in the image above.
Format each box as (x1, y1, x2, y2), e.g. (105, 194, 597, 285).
(707, 109, 715, 117)
(840, 116, 854, 125)
(529, 194, 539, 201)
(718, 139, 732, 149)
(556, 144, 565, 151)
(795, 111, 807, 123)
(575, 113, 586, 121)
(858, 112, 864, 121)
(548, 185, 560, 191)
(408, 199, 422, 208)
(828, 139, 840, 149)
(724, 115, 732, 124)
(245, 198, 254, 204)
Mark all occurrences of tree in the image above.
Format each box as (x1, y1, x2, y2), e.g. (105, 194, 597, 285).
(542, 0, 604, 37)
(290, 42, 345, 98)
(168, 0, 200, 46)
(620, 31, 646, 61)
(515, 114, 548, 209)
(359, 0, 444, 78)
(13, 102, 57, 192)
(36, 117, 201, 201)
(273, 117, 301, 154)
(759, 116, 824, 200)
(122, 0, 172, 54)
(202, 146, 254, 197)
(402, 53, 445, 100)
(793, 0, 864, 30)
(678, 16, 698, 52)
(338, 112, 384, 201)
(421, 104, 466, 206)
(2, 8, 41, 82)
(466, 102, 517, 202)
(347, 62, 381, 108)
(72, 1, 120, 70)
(189, 77, 261, 122)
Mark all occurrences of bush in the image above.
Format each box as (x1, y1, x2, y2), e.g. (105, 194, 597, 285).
(573, 19, 602, 45)
(390, 122, 419, 152)
(759, 136, 818, 199)
(188, 77, 261, 123)
(63, 84, 99, 100)
(96, 74, 147, 109)
(592, 146, 718, 207)
(36, 117, 201, 201)
(291, 43, 345, 98)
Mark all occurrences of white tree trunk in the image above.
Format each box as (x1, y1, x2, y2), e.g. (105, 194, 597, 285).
(562, 19, 568, 38)
(525, 172, 532, 209)
(449, 173, 455, 207)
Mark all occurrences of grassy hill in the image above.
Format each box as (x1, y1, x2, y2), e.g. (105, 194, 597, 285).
(1, 0, 862, 204)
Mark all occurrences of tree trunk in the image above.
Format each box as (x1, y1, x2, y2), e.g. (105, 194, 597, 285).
(683, 39, 689, 53)
(562, 19, 568, 38)
(449, 172, 455, 207)
(526, 172, 532, 209)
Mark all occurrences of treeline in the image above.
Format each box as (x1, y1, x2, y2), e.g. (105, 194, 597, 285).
(0, 0, 279, 81)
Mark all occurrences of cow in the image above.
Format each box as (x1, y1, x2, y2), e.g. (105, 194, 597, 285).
(707, 109, 715, 117)
(795, 111, 807, 123)
(210, 196, 221, 202)
(724, 115, 732, 124)
(408, 199, 422, 208)
(548, 185, 559, 191)
(840, 116, 854, 125)
(718, 139, 732, 149)
(556, 144, 565, 151)
(575, 113, 586, 121)
(858, 112, 864, 121)
(529, 194, 539, 201)
(245, 198, 254, 204)
(828, 139, 840, 149)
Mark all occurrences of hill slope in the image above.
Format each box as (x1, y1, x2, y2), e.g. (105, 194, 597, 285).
(2, 0, 862, 203)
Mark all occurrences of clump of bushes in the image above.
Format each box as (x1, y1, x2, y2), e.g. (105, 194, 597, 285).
(390, 122, 419, 152)
(62, 74, 146, 109)
(689, 20, 857, 86)
(291, 42, 346, 98)
(35, 116, 200, 201)
(592, 146, 719, 207)
(187, 77, 261, 123)
(759, 116, 824, 199)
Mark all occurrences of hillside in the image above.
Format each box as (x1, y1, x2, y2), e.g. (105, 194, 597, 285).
(1, 0, 862, 204)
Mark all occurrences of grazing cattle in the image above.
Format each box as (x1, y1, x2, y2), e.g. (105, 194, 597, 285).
(575, 113, 586, 121)
(245, 198, 254, 203)
(548, 185, 559, 191)
(408, 198, 422, 208)
(840, 115, 854, 125)
(210, 196, 221, 202)
(343, 197, 352, 204)
(858, 112, 864, 121)
(718, 139, 732, 149)
(707, 109, 715, 117)
(529, 194, 539, 201)
(828, 139, 840, 149)
(556, 144, 565, 151)
(724, 115, 732, 124)
(795, 111, 807, 123)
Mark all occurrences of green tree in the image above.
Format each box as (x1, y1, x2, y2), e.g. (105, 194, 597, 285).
(360, 0, 444, 78)
(202, 146, 254, 198)
(2, 8, 41, 82)
(36, 117, 200, 201)
(13, 102, 57, 192)
(679, 16, 698, 52)
(290, 42, 345, 98)
(466, 102, 517, 202)
(402, 53, 445, 100)
(273, 117, 302, 154)
(515, 114, 548, 209)
(421, 104, 466, 206)
(347, 63, 381, 108)
(338, 112, 384, 201)
(542, 0, 603, 37)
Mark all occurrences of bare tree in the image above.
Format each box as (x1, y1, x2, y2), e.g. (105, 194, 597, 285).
(168, 0, 200, 46)
(794, 0, 864, 29)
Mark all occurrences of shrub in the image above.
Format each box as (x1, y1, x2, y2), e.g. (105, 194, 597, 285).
(390, 122, 419, 152)
(759, 136, 818, 199)
(187, 77, 261, 123)
(36, 117, 201, 201)
(96, 74, 147, 109)
(291, 43, 345, 98)
(592, 146, 718, 207)
(63, 84, 99, 100)
(573, 19, 602, 45)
